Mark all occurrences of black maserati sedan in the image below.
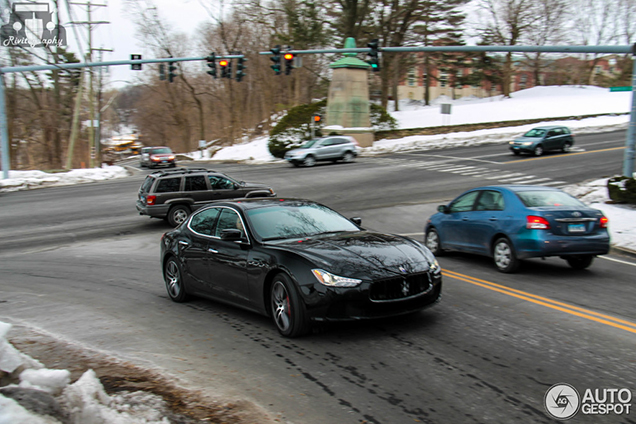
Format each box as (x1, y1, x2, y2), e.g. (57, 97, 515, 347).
(160, 198, 442, 337)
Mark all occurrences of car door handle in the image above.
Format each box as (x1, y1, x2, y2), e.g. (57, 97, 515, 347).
(462, 217, 469, 221)
(489, 217, 498, 221)
(208, 248, 218, 254)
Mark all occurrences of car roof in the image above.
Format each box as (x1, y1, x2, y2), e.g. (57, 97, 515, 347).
(531, 125, 567, 130)
(203, 198, 317, 211)
(148, 167, 219, 178)
(469, 185, 562, 193)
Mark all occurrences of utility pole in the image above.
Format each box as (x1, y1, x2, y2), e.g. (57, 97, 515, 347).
(69, 0, 109, 168)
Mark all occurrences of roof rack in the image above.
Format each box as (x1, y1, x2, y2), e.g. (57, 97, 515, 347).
(150, 167, 216, 177)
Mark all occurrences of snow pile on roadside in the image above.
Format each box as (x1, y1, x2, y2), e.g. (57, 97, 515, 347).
(0, 321, 174, 424)
(562, 180, 636, 252)
(0, 166, 130, 193)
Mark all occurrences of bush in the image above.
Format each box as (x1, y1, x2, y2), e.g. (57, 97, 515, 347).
(607, 176, 636, 204)
(268, 100, 397, 159)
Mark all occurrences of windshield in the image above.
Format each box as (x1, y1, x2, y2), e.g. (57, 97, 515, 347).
(246, 202, 360, 241)
(516, 190, 586, 208)
(300, 139, 320, 148)
(522, 129, 546, 137)
(151, 148, 172, 154)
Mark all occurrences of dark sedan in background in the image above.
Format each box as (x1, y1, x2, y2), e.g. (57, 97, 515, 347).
(161, 198, 442, 337)
(424, 185, 610, 273)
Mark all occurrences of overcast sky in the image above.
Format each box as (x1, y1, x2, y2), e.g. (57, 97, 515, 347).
(60, 0, 211, 86)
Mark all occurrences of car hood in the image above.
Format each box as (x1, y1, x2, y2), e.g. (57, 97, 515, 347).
(151, 153, 174, 158)
(241, 182, 272, 190)
(267, 231, 433, 280)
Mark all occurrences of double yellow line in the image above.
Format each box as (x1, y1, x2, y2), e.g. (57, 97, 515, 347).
(442, 269, 636, 335)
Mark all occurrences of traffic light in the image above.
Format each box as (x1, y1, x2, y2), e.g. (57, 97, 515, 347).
(225, 60, 233, 79)
(219, 59, 229, 78)
(206, 52, 217, 78)
(367, 39, 380, 72)
(313, 114, 321, 123)
(159, 64, 166, 81)
(168, 61, 177, 82)
(284, 50, 294, 75)
(236, 56, 246, 82)
(270, 45, 281, 75)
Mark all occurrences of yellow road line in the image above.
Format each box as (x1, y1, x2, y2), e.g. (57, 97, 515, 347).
(442, 269, 636, 334)
(503, 146, 625, 164)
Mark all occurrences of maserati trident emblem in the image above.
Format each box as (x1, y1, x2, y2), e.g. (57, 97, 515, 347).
(401, 280, 410, 296)
(399, 266, 408, 273)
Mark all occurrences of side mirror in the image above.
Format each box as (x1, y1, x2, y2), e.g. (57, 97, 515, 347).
(220, 229, 244, 241)
(350, 217, 362, 226)
(233, 183, 240, 190)
(438, 205, 449, 214)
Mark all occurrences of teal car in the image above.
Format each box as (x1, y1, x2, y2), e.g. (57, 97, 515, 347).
(509, 126, 574, 156)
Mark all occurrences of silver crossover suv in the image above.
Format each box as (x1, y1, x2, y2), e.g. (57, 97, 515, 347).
(284, 136, 359, 167)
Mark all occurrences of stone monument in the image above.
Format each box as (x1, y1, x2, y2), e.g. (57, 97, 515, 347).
(325, 38, 374, 147)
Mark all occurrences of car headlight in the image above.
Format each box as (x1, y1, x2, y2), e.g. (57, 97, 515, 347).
(312, 269, 362, 287)
(522, 141, 533, 146)
(429, 258, 441, 274)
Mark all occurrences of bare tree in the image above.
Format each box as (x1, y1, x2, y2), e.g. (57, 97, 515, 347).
(474, 0, 539, 97)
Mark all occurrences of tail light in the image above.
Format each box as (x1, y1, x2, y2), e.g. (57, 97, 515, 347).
(146, 195, 156, 205)
(599, 216, 609, 228)
(527, 215, 550, 230)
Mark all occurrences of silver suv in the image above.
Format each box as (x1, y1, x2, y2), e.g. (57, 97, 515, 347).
(284, 136, 359, 167)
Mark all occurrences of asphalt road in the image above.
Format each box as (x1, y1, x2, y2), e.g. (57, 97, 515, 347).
(1, 130, 635, 424)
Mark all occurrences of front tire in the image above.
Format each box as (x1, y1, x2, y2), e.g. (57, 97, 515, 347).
(533, 145, 544, 156)
(493, 237, 519, 273)
(566, 255, 594, 270)
(164, 257, 189, 302)
(167, 205, 190, 227)
(303, 155, 316, 167)
(562, 142, 572, 153)
(425, 228, 445, 256)
(270, 273, 310, 338)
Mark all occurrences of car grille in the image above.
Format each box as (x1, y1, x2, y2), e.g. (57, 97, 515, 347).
(369, 272, 432, 302)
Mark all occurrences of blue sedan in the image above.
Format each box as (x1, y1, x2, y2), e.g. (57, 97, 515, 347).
(424, 185, 610, 273)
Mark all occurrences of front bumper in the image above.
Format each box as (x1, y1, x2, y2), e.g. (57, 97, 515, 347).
(304, 272, 442, 322)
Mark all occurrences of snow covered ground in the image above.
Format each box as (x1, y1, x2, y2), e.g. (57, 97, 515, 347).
(0, 85, 635, 422)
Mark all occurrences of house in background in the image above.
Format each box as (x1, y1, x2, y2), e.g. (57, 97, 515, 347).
(396, 54, 626, 102)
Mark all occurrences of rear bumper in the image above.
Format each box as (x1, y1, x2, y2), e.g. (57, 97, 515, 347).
(515, 232, 610, 259)
(136, 201, 170, 218)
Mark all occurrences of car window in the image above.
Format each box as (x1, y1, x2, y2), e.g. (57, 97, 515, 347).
(246, 202, 360, 241)
(562, 127, 571, 134)
(553, 128, 563, 135)
(155, 177, 181, 193)
(301, 139, 319, 148)
(190, 208, 221, 236)
(214, 208, 244, 238)
(516, 190, 586, 208)
(208, 175, 235, 190)
(140, 176, 155, 193)
(523, 129, 546, 137)
(449, 191, 479, 213)
(475, 190, 505, 211)
(151, 148, 172, 154)
(185, 175, 207, 191)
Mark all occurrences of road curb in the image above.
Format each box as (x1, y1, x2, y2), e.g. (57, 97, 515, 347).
(610, 245, 636, 260)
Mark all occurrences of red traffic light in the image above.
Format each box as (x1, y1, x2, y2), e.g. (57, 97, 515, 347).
(284, 53, 294, 61)
(219, 59, 229, 67)
(313, 115, 321, 122)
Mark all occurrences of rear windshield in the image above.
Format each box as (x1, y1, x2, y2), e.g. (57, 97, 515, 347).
(139, 176, 155, 193)
(516, 190, 585, 208)
(522, 129, 546, 137)
(151, 148, 172, 154)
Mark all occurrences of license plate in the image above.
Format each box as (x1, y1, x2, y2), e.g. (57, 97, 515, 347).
(568, 223, 586, 233)
(162, 160, 167, 163)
